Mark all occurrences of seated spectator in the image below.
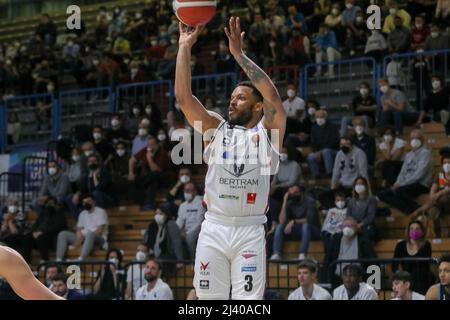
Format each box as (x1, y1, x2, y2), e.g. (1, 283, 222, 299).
(410, 47, 431, 110)
(378, 78, 419, 135)
(331, 136, 368, 193)
(383, 1, 411, 34)
(284, 27, 311, 69)
(386, 58, 405, 91)
(68, 147, 82, 193)
(341, 0, 361, 30)
(351, 118, 376, 167)
(32, 161, 70, 214)
(306, 110, 340, 180)
(286, 5, 307, 34)
(125, 243, 149, 300)
(364, 30, 388, 63)
(131, 123, 150, 156)
(51, 273, 84, 300)
(144, 202, 184, 271)
(129, 136, 169, 210)
(425, 23, 449, 53)
(321, 190, 347, 267)
(347, 177, 377, 239)
(167, 167, 193, 206)
(325, 3, 344, 43)
(344, 10, 367, 57)
(0, 198, 27, 251)
(417, 75, 450, 128)
(135, 259, 173, 300)
(7, 111, 21, 145)
(97, 53, 121, 88)
(92, 126, 114, 161)
(44, 264, 61, 288)
(391, 270, 425, 300)
(56, 194, 108, 261)
(284, 100, 316, 149)
(283, 84, 306, 134)
(35, 14, 57, 46)
(94, 6, 111, 43)
(176, 183, 205, 259)
(377, 129, 433, 215)
(106, 114, 131, 146)
(154, 34, 178, 80)
(104, 141, 130, 202)
(22, 196, 66, 263)
(387, 16, 410, 53)
(411, 148, 450, 237)
(310, 0, 331, 33)
(93, 249, 124, 300)
(377, 127, 406, 187)
(112, 33, 131, 56)
(270, 146, 302, 202)
(435, 0, 450, 25)
(62, 36, 80, 62)
(410, 15, 430, 50)
(314, 24, 341, 77)
(288, 259, 332, 300)
(214, 39, 236, 73)
(332, 264, 378, 300)
(425, 254, 450, 300)
(270, 185, 321, 261)
(392, 220, 433, 295)
(328, 217, 377, 271)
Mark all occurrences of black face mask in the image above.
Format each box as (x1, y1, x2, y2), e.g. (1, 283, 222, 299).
(84, 203, 93, 211)
(145, 274, 157, 283)
(88, 163, 98, 171)
(341, 146, 351, 154)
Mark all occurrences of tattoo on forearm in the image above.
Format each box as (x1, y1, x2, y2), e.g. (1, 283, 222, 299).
(238, 55, 265, 83)
(264, 102, 277, 123)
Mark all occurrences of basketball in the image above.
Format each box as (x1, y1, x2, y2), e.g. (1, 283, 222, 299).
(173, 0, 217, 27)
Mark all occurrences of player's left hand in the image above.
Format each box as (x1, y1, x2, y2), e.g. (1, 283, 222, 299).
(224, 16, 245, 58)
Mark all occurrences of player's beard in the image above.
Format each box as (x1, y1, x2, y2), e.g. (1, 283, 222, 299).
(228, 106, 253, 126)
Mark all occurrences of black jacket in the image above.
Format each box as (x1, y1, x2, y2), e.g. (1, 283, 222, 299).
(328, 232, 377, 268)
(31, 205, 67, 235)
(310, 122, 340, 152)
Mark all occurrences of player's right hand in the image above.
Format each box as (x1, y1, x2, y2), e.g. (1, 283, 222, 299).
(178, 23, 204, 48)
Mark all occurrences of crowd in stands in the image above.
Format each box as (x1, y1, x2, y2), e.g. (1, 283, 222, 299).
(0, 0, 450, 300)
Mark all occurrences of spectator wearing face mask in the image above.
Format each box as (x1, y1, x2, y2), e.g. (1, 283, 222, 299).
(93, 249, 124, 300)
(377, 129, 433, 216)
(131, 123, 150, 156)
(341, 0, 361, 29)
(321, 191, 347, 266)
(377, 127, 406, 187)
(314, 24, 341, 77)
(288, 259, 332, 300)
(284, 100, 317, 149)
(167, 168, 193, 206)
(410, 15, 430, 50)
(331, 136, 368, 194)
(332, 264, 378, 300)
(128, 103, 144, 135)
(307, 110, 340, 180)
(176, 183, 205, 259)
(417, 75, 450, 128)
(364, 29, 388, 64)
(0, 198, 27, 251)
(350, 117, 376, 167)
(387, 16, 410, 53)
(135, 259, 173, 300)
(283, 84, 306, 134)
(32, 161, 70, 214)
(392, 220, 433, 295)
(324, 3, 344, 44)
(344, 11, 367, 57)
(79, 154, 112, 209)
(410, 46, 432, 112)
(125, 243, 149, 300)
(269, 185, 321, 261)
(391, 271, 425, 300)
(112, 33, 131, 56)
(106, 115, 131, 146)
(51, 273, 84, 300)
(435, 0, 450, 25)
(382, 1, 411, 34)
(154, 34, 178, 80)
(92, 126, 114, 161)
(104, 141, 130, 202)
(56, 194, 108, 261)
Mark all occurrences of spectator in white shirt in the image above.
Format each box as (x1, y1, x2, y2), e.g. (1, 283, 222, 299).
(56, 194, 108, 261)
(176, 183, 205, 259)
(391, 271, 425, 300)
(283, 84, 306, 135)
(135, 259, 173, 300)
(125, 243, 149, 300)
(377, 127, 406, 187)
(288, 259, 332, 300)
(333, 264, 378, 300)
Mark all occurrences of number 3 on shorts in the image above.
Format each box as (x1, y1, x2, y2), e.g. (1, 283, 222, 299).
(244, 275, 253, 292)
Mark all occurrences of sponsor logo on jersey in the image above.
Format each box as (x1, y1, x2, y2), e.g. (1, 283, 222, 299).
(200, 261, 210, 276)
(199, 280, 209, 290)
(241, 252, 257, 260)
(219, 194, 240, 200)
(223, 137, 231, 146)
(241, 266, 257, 272)
(247, 193, 257, 204)
(223, 163, 257, 178)
(219, 177, 259, 189)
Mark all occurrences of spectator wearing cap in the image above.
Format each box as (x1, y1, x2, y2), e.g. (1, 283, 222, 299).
(129, 136, 169, 210)
(51, 273, 84, 300)
(332, 264, 378, 300)
(288, 259, 331, 300)
(391, 271, 425, 300)
(270, 185, 321, 261)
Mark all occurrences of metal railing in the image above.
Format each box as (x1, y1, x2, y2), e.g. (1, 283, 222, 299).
(22, 156, 47, 211)
(0, 172, 25, 214)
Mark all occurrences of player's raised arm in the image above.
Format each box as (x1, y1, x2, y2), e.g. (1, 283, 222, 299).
(225, 16, 286, 148)
(175, 23, 222, 134)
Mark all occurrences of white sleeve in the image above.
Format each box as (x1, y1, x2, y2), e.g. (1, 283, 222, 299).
(97, 209, 108, 226)
(159, 287, 174, 300)
(76, 213, 84, 228)
(175, 207, 185, 230)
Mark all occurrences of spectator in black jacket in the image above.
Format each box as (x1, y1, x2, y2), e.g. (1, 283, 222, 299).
(351, 117, 376, 167)
(51, 273, 84, 300)
(306, 110, 340, 179)
(106, 115, 131, 146)
(416, 75, 450, 129)
(35, 14, 57, 46)
(92, 126, 114, 161)
(80, 154, 112, 209)
(93, 249, 124, 300)
(104, 141, 130, 202)
(166, 167, 193, 207)
(22, 196, 67, 263)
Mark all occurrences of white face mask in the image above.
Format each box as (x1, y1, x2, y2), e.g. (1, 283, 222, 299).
(410, 138, 421, 149)
(316, 118, 326, 126)
(133, 108, 140, 115)
(116, 149, 126, 157)
(356, 16, 363, 23)
(332, 8, 339, 15)
(280, 153, 288, 162)
(443, 163, 450, 173)
(138, 128, 148, 136)
(93, 132, 102, 140)
(346, 3, 353, 9)
(151, 40, 158, 46)
(432, 81, 441, 90)
(335, 201, 346, 209)
(431, 32, 439, 38)
(8, 206, 17, 213)
(355, 184, 366, 194)
(383, 134, 393, 143)
(308, 108, 316, 116)
(158, 134, 166, 141)
(354, 126, 364, 136)
(184, 192, 193, 202)
(180, 175, 190, 184)
(170, 39, 177, 45)
(287, 89, 296, 98)
(84, 150, 93, 157)
(48, 167, 57, 176)
(380, 85, 389, 93)
(111, 119, 120, 127)
(154, 213, 165, 225)
(343, 226, 355, 237)
(72, 155, 80, 162)
(389, 8, 397, 16)
(141, 119, 150, 126)
(136, 251, 146, 262)
(109, 258, 119, 267)
(145, 107, 152, 115)
(360, 88, 369, 96)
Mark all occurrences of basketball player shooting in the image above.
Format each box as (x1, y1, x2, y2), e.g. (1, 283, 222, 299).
(0, 246, 62, 300)
(175, 17, 286, 300)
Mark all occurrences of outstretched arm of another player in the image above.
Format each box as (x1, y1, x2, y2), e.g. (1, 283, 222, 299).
(225, 16, 286, 149)
(0, 246, 63, 300)
(175, 23, 222, 134)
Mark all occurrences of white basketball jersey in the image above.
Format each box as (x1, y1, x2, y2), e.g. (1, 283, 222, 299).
(203, 120, 279, 225)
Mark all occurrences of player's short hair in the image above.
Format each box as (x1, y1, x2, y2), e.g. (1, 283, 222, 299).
(145, 258, 162, 270)
(52, 273, 69, 284)
(298, 259, 318, 273)
(439, 254, 450, 265)
(392, 270, 412, 284)
(237, 81, 263, 103)
(342, 264, 363, 277)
